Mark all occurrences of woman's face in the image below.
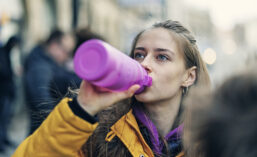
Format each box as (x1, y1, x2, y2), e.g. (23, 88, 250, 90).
(134, 28, 188, 103)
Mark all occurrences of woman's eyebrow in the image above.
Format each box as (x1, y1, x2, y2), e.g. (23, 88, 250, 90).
(135, 47, 146, 51)
(135, 47, 175, 56)
(155, 48, 175, 55)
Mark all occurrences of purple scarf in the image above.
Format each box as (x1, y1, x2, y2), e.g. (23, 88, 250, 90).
(133, 105, 183, 155)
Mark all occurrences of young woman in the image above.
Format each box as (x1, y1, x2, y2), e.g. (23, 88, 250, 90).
(13, 20, 210, 157)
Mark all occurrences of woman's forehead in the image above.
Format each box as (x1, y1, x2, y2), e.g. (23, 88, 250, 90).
(135, 28, 180, 52)
(138, 28, 178, 42)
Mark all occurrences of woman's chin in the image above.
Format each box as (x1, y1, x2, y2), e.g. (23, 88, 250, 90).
(135, 92, 151, 103)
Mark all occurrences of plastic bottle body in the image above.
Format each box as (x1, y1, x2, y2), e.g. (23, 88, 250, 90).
(73, 39, 152, 94)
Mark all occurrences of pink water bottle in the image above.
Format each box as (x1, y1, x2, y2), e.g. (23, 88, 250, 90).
(73, 39, 152, 94)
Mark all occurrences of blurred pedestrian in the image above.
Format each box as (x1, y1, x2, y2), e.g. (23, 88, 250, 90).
(72, 27, 104, 57)
(183, 65, 257, 157)
(0, 36, 20, 152)
(24, 30, 76, 134)
(50, 28, 104, 101)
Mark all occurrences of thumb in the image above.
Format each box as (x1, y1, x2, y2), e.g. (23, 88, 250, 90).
(125, 84, 141, 97)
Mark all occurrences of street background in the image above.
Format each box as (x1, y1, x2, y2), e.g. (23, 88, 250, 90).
(1, 0, 257, 156)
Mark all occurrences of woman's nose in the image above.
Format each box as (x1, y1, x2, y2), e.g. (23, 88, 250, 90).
(143, 65, 152, 74)
(140, 57, 152, 74)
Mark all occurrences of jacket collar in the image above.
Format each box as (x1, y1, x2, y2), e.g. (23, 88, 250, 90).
(133, 105, 183, 155)
(105, 109, 154, 157)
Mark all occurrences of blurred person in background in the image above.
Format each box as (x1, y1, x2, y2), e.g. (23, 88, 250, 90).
(183, 65, 257, 157)
(13, 20, 211, 157)
(72, 27, 104, 57)
(24, 30, 76, 135)
(0, 36, 20, 152)
(50, 28, 104, 101)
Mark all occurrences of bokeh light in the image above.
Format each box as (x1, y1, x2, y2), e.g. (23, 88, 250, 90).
(203, 48, 217, 65)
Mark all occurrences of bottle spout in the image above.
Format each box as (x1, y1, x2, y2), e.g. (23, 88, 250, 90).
(134, 75, 152, 94)
(143, 75, 152, 87)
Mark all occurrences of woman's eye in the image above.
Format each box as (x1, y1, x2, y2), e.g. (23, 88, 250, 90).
(134, 53, 145, 60)
(156, 54, 168, 61)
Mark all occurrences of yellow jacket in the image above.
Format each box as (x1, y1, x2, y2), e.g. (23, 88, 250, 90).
(13, 98, 183, 157)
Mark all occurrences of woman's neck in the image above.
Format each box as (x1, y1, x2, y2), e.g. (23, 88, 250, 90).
(143, 94, 182, 137)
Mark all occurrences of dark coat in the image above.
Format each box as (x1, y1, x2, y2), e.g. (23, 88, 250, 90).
(24, 45, 81, 133)
(0, 47, 15, 98)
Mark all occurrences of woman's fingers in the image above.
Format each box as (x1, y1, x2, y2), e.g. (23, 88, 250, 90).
(77, 82, 140, 115)
(127, 84, 141, 97)
(103, 84, 141, 105)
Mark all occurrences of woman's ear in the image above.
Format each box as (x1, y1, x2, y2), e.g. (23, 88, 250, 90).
(182, 66, 197, 87)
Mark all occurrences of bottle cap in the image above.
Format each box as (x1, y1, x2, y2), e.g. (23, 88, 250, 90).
(74, 40, 109, 81)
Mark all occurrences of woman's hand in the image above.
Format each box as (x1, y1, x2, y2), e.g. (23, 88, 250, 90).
(77, 80, 140, 116)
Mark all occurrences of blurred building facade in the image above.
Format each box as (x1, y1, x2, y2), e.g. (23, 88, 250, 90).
(1, 0, 165, 53)
(77, 0, 164, 53)
(233, 19, 257, 65)
(1, 0, 217, 53)
(1, 0, 256, 84)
